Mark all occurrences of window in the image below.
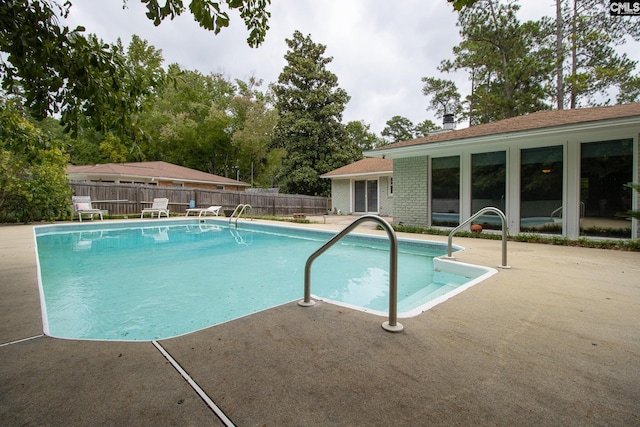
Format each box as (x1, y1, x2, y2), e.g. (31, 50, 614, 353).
(431, 156, 460, 226)
(580, 139, 633, 238)
(471, 151, 506, 230)
(520, 146, 563, 234)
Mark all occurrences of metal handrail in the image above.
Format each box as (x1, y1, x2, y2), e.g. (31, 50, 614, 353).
(550, 202, 585, 221)
(228, 204, 251, 227)
(298, 215, 403, 332)
(445, 207, 510, 269)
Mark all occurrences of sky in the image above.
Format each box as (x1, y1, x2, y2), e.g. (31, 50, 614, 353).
(64, 1, 561, 135)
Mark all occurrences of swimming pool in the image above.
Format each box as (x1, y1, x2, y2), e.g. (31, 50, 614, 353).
(34, 219, 496, 341)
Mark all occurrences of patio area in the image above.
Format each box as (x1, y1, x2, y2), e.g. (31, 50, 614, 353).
(1, 219, 639, 426)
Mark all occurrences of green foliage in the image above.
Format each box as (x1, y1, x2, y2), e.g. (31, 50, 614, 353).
(137, 0, 271, 47)
(344, 120, 384, 152)
(273, 31, 355, 196)
(421, 77, 463, 118)
(381, 116, 416, 143)
(443, 0, 555, 124)
(137, 66, 236, 174)
(0, 3, 166, 146)
(559, 0, 640, 108)
(414, 119, 439, 138)
(0, 101, 71, 222)
(447, 0, 480, 10)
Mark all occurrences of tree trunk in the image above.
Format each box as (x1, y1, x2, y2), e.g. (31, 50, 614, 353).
(570, 0, 578, 109)
(556, 0, 565, 109)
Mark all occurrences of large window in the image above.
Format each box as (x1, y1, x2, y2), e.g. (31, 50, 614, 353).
(431, 156, 460, 226)
(472, 151, 506, 230)
(580, 139, 633, 238)
(520, 146, 563, 234)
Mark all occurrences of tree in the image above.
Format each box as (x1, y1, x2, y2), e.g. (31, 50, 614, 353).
(421, 77, 463, 119)
(0, 0, 270, 137)
(441, 0, 555, 124)
(381, 116, 415, 143)
(272, 31, 352, 196)
(344, 120, 383, 152)
(0, 99, 71, 222)
(556, 0, 640, 108)
(414, 119, 439, 137)
(139, 65, 237, 174)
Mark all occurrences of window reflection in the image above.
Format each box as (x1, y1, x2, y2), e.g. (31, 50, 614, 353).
(520, 146, 563, 234)
(431, 156, 460, 227)
(580, 139, 632, 238)
(471, 151, 506, 230)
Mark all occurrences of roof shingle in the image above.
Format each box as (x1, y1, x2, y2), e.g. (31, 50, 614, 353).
(321, 158, 393, 178)
(67, 161, 249, 186)
(374, 103, 640, 151)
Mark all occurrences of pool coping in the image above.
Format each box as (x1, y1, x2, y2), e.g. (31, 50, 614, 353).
(2, 218, 640, 425)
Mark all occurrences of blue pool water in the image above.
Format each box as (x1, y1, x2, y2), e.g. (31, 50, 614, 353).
(34, 219, 495, 341)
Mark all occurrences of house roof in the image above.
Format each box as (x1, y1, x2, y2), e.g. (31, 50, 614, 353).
(67, 161, 250, 186)
(369, 103, 640, 155)
(321, 157, 393, 178)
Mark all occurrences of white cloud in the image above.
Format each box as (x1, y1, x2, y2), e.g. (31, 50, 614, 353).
(61, 0, 631, 135)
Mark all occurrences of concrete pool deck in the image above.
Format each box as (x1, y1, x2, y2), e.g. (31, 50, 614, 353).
(1, 218, 639, 426)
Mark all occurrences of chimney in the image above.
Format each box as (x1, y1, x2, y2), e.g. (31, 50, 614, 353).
(443, 113, 455, 130)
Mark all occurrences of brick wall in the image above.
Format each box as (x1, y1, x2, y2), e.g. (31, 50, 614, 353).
(330, 179, 351, 213)
(393, 156, 428, 226)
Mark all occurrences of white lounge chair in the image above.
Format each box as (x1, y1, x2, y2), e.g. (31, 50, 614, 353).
(72, 196, 104, 222)
(184, 205, 222, 217)
(141, 198, 170, 219)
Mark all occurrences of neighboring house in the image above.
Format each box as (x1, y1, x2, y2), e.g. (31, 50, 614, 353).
(67, 161, 250, 191)
(321, 157, 394, 216)
(365, 103, 640, 240)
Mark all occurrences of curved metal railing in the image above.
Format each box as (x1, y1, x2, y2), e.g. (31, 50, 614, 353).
(298, 215, 403, 332)
(228, 204, 251, 227)
(445, 207, 510, 269)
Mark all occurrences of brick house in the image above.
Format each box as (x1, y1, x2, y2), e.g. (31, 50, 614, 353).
(364, 103, 640, 239)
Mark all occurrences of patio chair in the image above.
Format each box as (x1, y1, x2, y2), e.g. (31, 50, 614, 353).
(184, 205, 222, 217)
(72, 196, 104, 222)
(141, 198, 170, 219)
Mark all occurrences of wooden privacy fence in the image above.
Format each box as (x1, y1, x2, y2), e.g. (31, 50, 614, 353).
(70, 182, 330, 217)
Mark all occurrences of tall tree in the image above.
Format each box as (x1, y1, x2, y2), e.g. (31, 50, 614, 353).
(556, 0, 640, 108)
(272, 31, 352, 196)
(381, 116, 415, 143)
(441, 0, 555, 124)
(344, 120, 383, 152)
(421, 77, 463, 119)
(141, 65, 237, 174)
(230, 78, 280, 186)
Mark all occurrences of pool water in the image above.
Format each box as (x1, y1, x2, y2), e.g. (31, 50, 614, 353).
(34, 220, 495, 341)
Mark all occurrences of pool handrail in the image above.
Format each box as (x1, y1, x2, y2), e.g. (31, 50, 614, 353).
(228, 204, 251, 227)
(298, 214, 403, 333)
(444, 206, 511, 269)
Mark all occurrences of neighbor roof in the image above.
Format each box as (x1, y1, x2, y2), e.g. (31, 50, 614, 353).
(67, 161, 250, 186)
(321, 158, 393, 178)
(371, 103, 640, 153)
